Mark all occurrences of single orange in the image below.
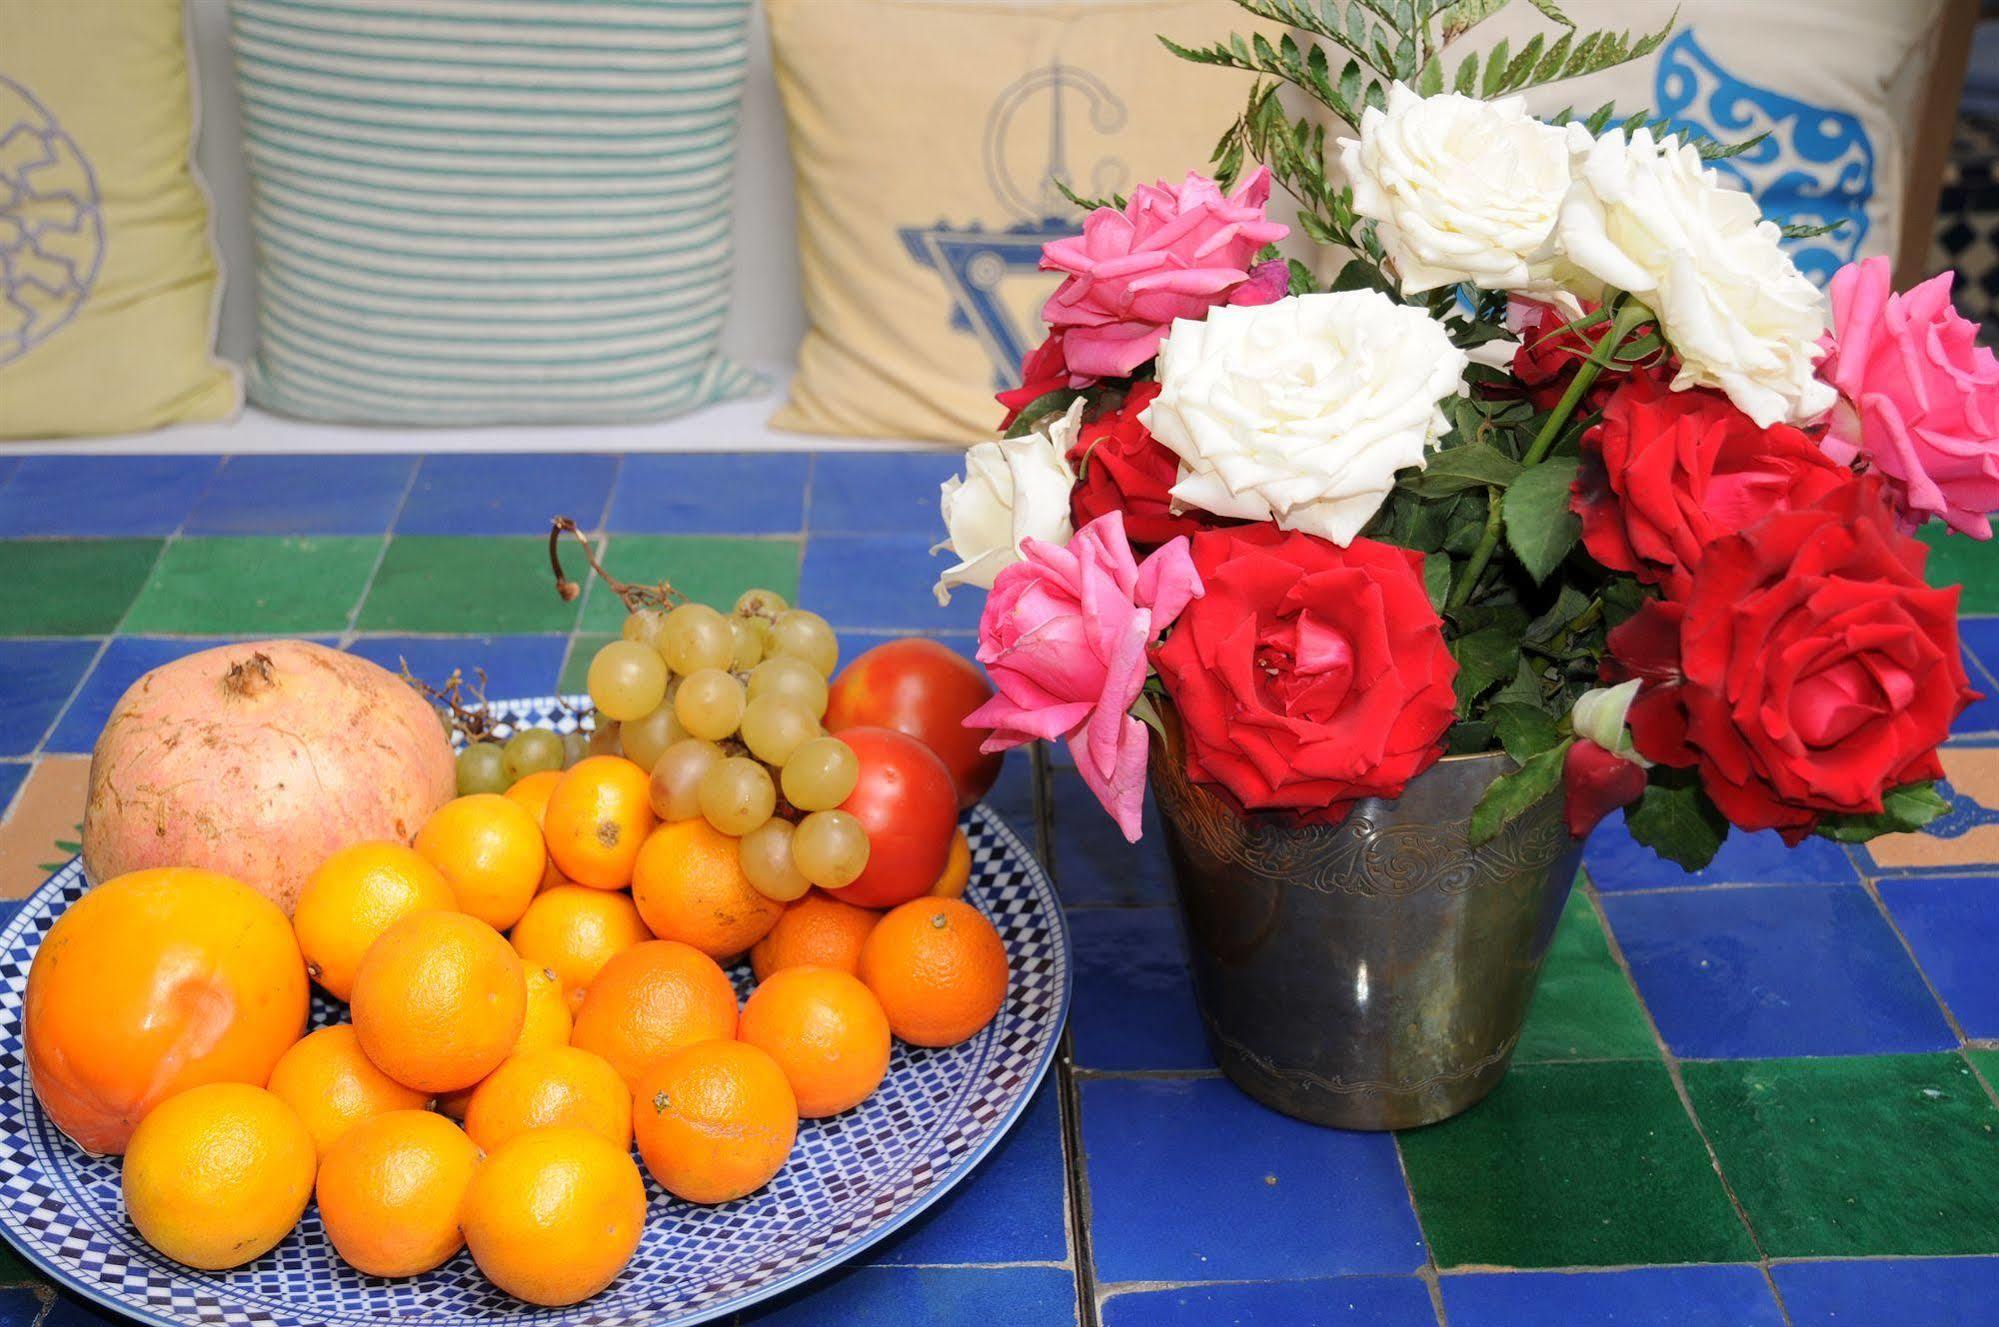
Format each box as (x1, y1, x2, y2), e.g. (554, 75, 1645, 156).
(927, 828, 972, 899)
(859, 898, 1009, 1048)
(316, 1109, 479, 1279)
(504, 769, 570, 891)
(26, 867, 308, 1155)
(749, 891, 880, 981)
(633, 1040, 796, 1205)
(543, 756, 656, 890)
(464, 1044, 632, 1153)
(293, 842, 457, 1001)
(267, 1024, 429, 1156)
(436, 964, 571, 1119)
(737, 965, 890, 1118)
(511, 886, 652, 1012)
(121, 1083, 314, 1270)
(350, 912, 526, 1094)
(460, 1127, 647, 1307)
(413, 793, 545, 931)
(571, 940, 738, 1091)
(631, 818, 784, 960)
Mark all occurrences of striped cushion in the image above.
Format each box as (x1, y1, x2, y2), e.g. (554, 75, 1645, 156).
(231, 0, 762, 424)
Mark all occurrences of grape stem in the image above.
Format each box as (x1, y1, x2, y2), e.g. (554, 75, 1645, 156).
(547, 515, 687, 612)
(399, 663, 502, 741)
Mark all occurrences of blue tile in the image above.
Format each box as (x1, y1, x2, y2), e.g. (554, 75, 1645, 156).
(1081, 1077, 1424, 1282)
(43, 1290, 142, 1326)
(0, 1290, 42, 1327)
(608, 453, 809, 534)
(1104, 1276, 1437, 1326)
(184, 455, 416, 535)
(1601, 884, 1955, 1058)
(808, 452, 962, 535)
(0, 456, 218, 536)
(980, 748, 1040, 848)
(737, 1264, 1076, 1327)
(45, 637, 336, 755)
(1775, 1257, 1999, 1327)
(1068, 907, 1210, 1072)
(1050, 767, 1172, 907)
(1880, 875, 1999, 1037)
(801, 534, 983, 632)
(0, 763, 27, 818)
(0, 640, 98, 756)
(1442, 1266, 1783, 1327)
(1586, 811, 1858, 890)
(345, 635, 569, 703)
(840, 631, 980, 666)
(1954, 647, 1999, 735)
(0, 458, 18, 490)
(865, 1079, 1066, 1266)
(396, 454, 620, 535)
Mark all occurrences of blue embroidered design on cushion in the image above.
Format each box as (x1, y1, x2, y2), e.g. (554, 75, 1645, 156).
(0, 74, 105, 366)
(1655, 30, 1872, 285)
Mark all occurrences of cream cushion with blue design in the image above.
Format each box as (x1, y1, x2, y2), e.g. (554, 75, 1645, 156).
(0, 0, 239, 439)
(231, 0, 762, 425)
(767, 0, 1264, 444)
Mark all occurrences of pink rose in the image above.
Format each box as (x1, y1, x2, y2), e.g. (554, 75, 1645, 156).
(1819, 255, 1999, 538)
(966, 512, 1202, 841)
(1039, 169, 1290, 380)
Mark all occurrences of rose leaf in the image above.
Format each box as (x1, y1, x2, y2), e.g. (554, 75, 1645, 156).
(1624, 771, 1729, 870)
(1814, 782, 1953, 843)
(1469, 740, 1571, 845)
(1489, 701, 1563, 762)
(1502, 457, 1583, 583)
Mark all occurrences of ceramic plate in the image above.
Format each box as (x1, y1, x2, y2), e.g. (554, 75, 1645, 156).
(0, 696, 1069, 1327)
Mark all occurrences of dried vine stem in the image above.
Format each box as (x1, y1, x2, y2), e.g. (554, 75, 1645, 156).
(548, 516, 685, 612)
(400, 663, 501, 741)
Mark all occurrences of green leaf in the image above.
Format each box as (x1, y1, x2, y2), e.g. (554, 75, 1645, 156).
(1451, 624, 1520, 712)
(1447, 719, 1497, 756)
(1489, 701, 1563, 762)
(1330, 258, 1398, 297)
(1524, 583, 1590, 644)
(1470, 740, 1571, 845)
(1502, 458, 1583, 583)
(1286, 258, 1318, 297)
(1624, 771, 1729, 871)
(1405, 443, 1522, 497)
(1001, 388, 1085, 439)
(1781, 219, 1847, 240)
(1437, 0, 1510, 41)
(1423, 553, 1454, 611)
(1526, 0, 1575, 26)
(1129, 691, 1169, 744)
(1815, 782, 1953, 843)
(1492, 657, 1547, 708)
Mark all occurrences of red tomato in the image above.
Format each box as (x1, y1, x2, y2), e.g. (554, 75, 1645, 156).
(826, 639, 1002, 811)
(829, 727, 959, 909)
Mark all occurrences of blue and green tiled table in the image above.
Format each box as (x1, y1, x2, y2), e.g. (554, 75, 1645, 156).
(3, 451, 1999, 1326)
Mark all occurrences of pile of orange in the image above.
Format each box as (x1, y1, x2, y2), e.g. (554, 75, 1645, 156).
(20, 754, 1009, 1308)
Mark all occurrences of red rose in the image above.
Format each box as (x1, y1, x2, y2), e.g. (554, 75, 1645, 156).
(1573, 373, 1854, 599)
(1152, 526, 1459, 821)
(1604, 481, 1977, 840)
(1509, 298, 1651, 411)
(1067, 381, 1237, 550)
(1563, 739, 1648, 838)
(997, 331, 1081, 431)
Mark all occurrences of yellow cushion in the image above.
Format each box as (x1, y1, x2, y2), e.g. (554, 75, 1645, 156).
(767, 0, 1261, 443)
(0, 0, 238, 439)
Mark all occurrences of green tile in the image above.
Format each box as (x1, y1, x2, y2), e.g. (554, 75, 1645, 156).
(358, 537, 582, 634)
(1399, 1060, 1753, 1268)
(0, 539, 161, 635)
(1683, 1054, 1999, 1258)
(1515, 886, 1660, 1063)
(560, 633, 618, 694)
(122, 536, 382, 634)
(1922, 525, 1999, 613)
(578, 535, 801, 632)
(1966, 1048, 1999, 1087)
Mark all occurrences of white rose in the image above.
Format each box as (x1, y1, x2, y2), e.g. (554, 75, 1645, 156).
(1571, 679, 1651, 768)
(1141, 292, 1467, 546)
(933, 400, 1081, 604)
(1339, 83, 1572, 297)
(1554, 125, 1835, 428)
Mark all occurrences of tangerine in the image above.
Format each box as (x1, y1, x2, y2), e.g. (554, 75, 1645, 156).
(503, 769, 571, 891)
(293, 841, 457, 1001)
(121, 1083, 314, 1270)
(543, 756, 655, 889)
(25, 867, 308, 1155)
(858, 898, 1009, 1048)
(749, 891, 880, 981)
(266, 1024, 429, 1157)
(928, 828, 972, 900)
(435, 963, 570, 1119)
(630, 818, 783, 960)
(316, 1109, 480, 1279)
(464, 1044, 632, 1153)
(633, 1040, 796, 1205)
(737, 965, 890, 1118)
(413, 793, 545, 931)
(571, 940, 738, 1091)
(350, 912, 525, 1094)
(511, 886, 652, 1012)
(460, 1127, 646, 1306)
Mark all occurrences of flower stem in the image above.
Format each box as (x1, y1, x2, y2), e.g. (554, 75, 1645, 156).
(1446, 299, 1654, 611)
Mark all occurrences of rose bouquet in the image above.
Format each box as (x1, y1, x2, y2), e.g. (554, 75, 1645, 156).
(934, 0, 1998, 872)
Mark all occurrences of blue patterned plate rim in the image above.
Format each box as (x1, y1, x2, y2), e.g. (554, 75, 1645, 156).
(0, 694, 1071, 1327)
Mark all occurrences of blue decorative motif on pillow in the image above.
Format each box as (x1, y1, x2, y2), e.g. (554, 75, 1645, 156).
(1655, 29, 1872, 285)
(0, 74, 105, 366)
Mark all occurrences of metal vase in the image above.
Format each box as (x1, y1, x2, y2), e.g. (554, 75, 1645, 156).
(1147, 711, 1586, 1131)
